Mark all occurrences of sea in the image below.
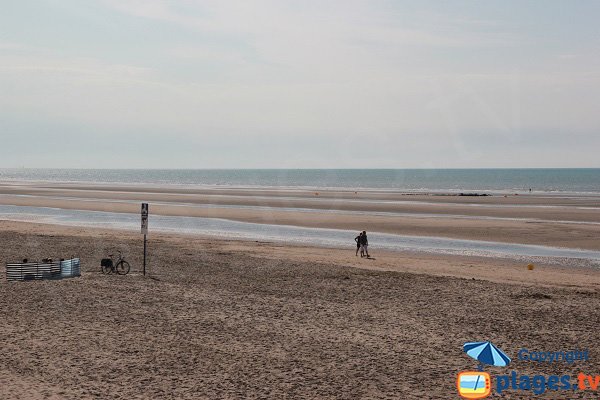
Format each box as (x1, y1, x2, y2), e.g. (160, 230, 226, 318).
(1, 168, 600, 194)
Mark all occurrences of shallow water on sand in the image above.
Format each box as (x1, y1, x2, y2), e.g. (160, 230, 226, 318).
(1, 205, 599, 268)
(5, 194, 600, 226)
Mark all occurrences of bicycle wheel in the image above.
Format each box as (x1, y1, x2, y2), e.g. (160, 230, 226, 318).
(116, 260, 131, 275)
(102, 264, 113, 274)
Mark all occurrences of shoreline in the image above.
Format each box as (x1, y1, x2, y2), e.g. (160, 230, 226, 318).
(2, 168, 600, 197)
(2, 220, 599, 290)
(1, 207, 600, 271)
(4, 180, 600, 200)
(0, 192, 599, 252)
(1, 180, 599, 268)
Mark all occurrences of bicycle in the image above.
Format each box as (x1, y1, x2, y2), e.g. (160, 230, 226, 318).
(101, 251, 131, 275)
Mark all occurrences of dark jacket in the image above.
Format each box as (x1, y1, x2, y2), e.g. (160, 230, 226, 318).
(355, 235, 362, 246)
(360, 234, 368, 245)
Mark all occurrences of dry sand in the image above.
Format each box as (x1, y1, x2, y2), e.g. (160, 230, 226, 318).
(1, 221, 600, 399)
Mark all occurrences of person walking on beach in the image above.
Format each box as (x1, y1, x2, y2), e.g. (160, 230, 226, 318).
(360, 230, 370, 258)
(355, 232, 363, 257)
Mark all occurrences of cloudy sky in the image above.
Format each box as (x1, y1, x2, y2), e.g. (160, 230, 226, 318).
(1, 0, 599, 168)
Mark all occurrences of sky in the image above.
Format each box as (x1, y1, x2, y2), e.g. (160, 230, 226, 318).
(1, 0, 599, 168)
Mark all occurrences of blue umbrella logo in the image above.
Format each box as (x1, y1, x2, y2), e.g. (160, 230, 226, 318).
(464, 341, 511, 370)
(458, 341, 510, 398)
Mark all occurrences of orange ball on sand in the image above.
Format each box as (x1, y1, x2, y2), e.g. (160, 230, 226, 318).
(527, 264, 535, 270)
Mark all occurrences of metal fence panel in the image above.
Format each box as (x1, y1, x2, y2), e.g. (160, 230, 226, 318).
(60, 258, 81, 278)
(6, 259, 81, 281)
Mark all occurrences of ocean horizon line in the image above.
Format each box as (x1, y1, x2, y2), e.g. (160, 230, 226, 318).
(2, 167, 600, 171)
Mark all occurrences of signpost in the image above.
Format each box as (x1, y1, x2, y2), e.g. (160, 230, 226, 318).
(141, 203, 148, 276)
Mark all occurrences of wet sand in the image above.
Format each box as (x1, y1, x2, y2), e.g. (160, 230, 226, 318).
(0, 183, 599, 250)
(1, 221, 599, 399)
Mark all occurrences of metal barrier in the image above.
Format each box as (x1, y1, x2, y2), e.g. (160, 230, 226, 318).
(6, 258, 81, 281)
(60, 258, 81, 278)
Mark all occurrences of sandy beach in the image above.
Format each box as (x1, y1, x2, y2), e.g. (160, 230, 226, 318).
(1, 220, 600, 399)
(1, 181, 600, 398)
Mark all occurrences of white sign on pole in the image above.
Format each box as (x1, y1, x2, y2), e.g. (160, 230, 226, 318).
(141, 203, 149, 234)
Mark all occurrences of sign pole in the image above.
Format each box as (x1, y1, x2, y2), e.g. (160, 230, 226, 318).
(143, 233, 147, 276)
(141, 203, 149, 276)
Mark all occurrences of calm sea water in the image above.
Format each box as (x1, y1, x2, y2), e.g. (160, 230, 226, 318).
(1, 169, 599, 194)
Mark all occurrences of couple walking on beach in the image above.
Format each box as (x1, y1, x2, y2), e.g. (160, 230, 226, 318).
(354, 231, 370, 258)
